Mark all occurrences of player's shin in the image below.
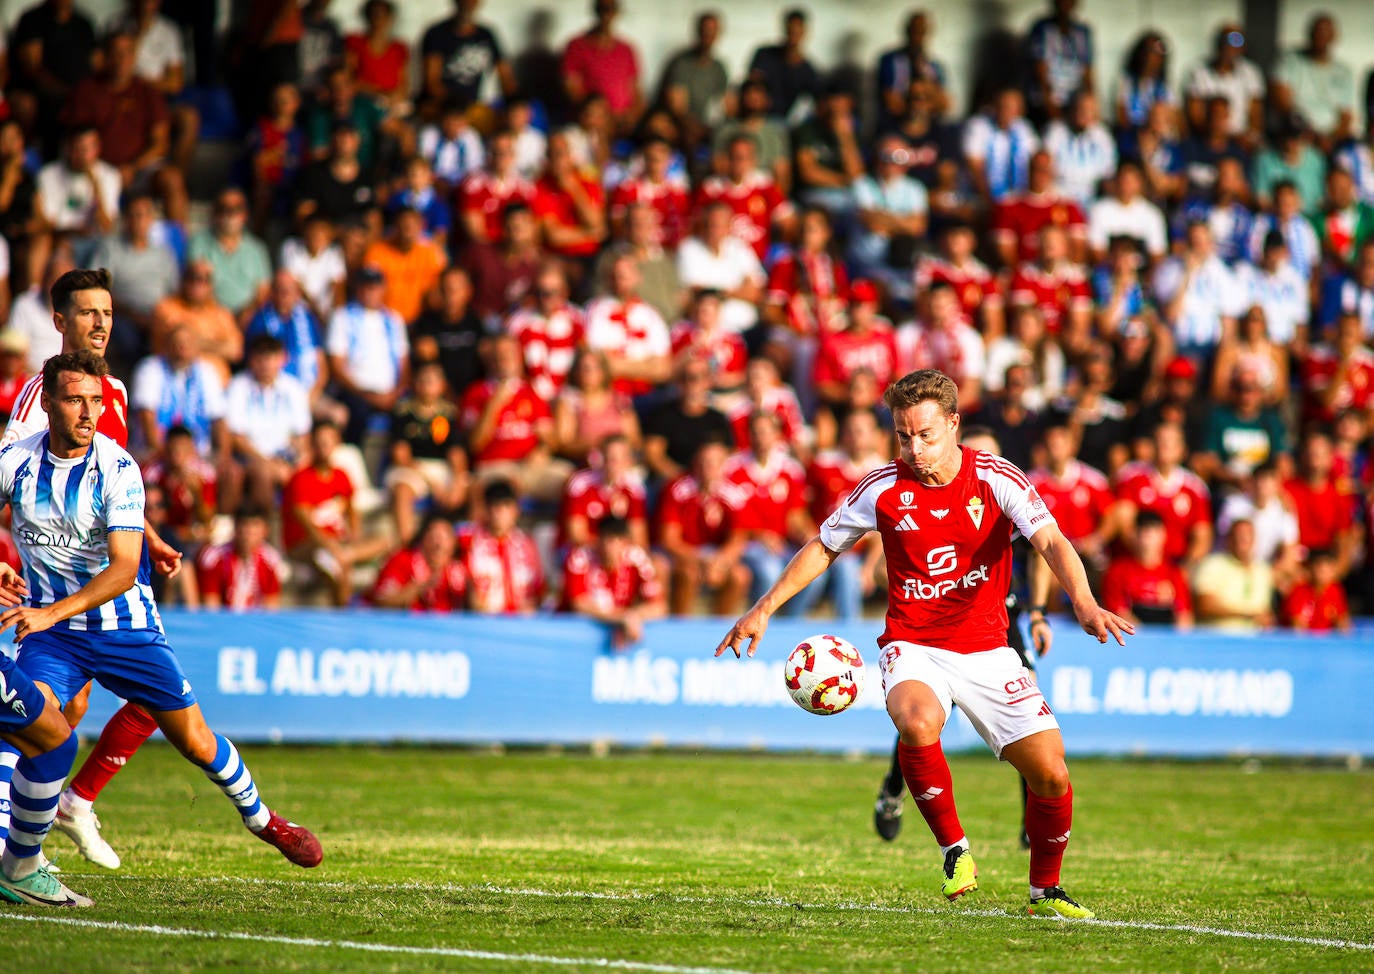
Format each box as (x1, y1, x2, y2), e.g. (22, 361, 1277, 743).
(2, 735, 77, 880)
(896, 740, 966, 849)
(199, 733, 270, 832)
(0, 746, 18, 841)
(66, 702, 160, 805)
(1025, 782, 1073, 890)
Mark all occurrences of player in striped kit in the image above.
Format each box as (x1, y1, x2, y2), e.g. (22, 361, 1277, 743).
(717, 370, 1133, 919)
(0, 351, 321, 907)
(0, 269, 192, 872)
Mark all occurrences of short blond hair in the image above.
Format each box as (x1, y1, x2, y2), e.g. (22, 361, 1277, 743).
(883, 369, 959, 415)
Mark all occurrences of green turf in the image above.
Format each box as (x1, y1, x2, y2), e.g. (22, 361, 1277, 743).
(3, 744, 1371, 973)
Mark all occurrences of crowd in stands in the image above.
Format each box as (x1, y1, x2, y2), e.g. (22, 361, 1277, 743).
(0, 0, 1372, 636)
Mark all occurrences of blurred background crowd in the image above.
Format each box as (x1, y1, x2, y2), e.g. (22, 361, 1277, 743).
(0, 0, 1369, 638)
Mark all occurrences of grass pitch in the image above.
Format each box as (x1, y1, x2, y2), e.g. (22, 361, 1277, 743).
(3, 744, 1370, 973)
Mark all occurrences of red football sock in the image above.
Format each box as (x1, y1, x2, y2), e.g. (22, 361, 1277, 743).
(896, 740, 965, 847)
(68, 704, 160, 802)
(1025, 784, 1074, 889)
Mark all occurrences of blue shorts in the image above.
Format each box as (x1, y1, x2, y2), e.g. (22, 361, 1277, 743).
(17, 627, 197, 714)
(0, 655, 45, 733)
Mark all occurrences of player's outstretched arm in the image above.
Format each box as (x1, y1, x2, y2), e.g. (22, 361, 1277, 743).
(144, 518, 184, 578)
(715, 537, 838, 659)
(1029, 524, 1135, 647)
(0, 530, 142, 640)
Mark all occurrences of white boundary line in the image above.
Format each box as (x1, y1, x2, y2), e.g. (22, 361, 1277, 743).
(0, 912, 758, 974)
(69, 875, 1374, 952)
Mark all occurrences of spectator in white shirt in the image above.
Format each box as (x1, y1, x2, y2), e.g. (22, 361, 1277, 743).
(280, 215, 348, 322)
(1043, 89, 1117, 206)
(326, 265, 410, 443)
(675, 201, 765, 334)
(962, 87, 1039, 205)
(1153, 221, 1246, 354)
(1271, 13, 1356, 153)
(849, 133, 929, 288)
(225, 334, 311, 511)
(1183, 25, 1264, 147)
(1248, 180, 1321, 281)
(131, 324, 229, 459)
(9, 250, 71, 374)
(1236, 229, 1311, 348)
(35, 127, 120, 265)
(1088, 160, 1167, 263)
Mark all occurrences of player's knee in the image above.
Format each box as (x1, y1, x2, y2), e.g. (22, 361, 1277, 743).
(1025, 762, 1071, 798)
(890, 705, 943, 744)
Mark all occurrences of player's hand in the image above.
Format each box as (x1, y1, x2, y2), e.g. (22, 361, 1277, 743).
(714, 604, 770, 659)
(1074, 602, 1135, 646)
(149, 535, 184, 579)
(0, 563, 27, 608)
(0, 605, 57, 642)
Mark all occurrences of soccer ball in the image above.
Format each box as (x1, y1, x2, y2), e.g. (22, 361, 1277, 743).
(784, 634, 866, 715)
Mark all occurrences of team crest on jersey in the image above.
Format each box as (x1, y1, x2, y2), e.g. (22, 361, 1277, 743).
(930, 509, 949, 519)
(898, 491, 916, 509)
(966, 496, 984, 529)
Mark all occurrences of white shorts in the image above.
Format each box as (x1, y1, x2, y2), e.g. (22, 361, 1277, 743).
(879, 641, 1059, 758)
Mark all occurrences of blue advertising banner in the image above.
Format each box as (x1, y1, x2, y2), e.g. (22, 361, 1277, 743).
(70, 611, 1374, 758)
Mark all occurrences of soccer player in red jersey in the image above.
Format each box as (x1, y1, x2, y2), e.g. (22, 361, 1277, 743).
(717, 370, 1133, 919)
(1, 269, 184, 871)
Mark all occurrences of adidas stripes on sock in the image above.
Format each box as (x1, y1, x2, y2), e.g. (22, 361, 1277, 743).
(199, 734, 270, 832)
(1026, 784, 1074, 889)
(67, 703, 160, 803)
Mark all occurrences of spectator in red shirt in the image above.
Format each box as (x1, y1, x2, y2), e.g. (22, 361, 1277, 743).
(1284, 430, 1359, 575)
(196, 506, 286, 611)
(283, 419, 392, 604)
(1113, 421, 1213, 569)
(610, 136, 690, 248)
(506, 261, 586, 402)
(692, 133, 795, 260)
(814, 279, 898, 411)
(561, 515, 665, 650)
(534, 131, 607, 270)
(914, 222, 1005, 338)
(343, 0, 411, 109)
(1009, 223, 1093, 342)
(1282, 549, 1352, 632)
(1029, 423, 1115, 571)
(369, 515, 469, 612)
(1101, 511, 1194, 627)
(656, 435, 750, 615)
(62, 29, 188, 224)
(459, 332, 571, 502)
(559, 433, 648, 549)
(669, 289, 747, 392)
(464, 479, 545, 614)
(727, 357, 808, 456)
(1301, 313, 1374, 425)
(458, 130, 536, 246)
(726, 411, 817, 614)
(562, 0, 644, 135)
(464, 202, 546, 328)
(992, 149, 1088, 267)
(143, 425, 218, 546)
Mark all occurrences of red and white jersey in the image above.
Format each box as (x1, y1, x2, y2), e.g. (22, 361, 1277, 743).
(584, 297, 670, 396)
(560, 543, 663, 613)
(144, 457, 219, 533)
(914, 256, 1002, 320)
(819, 448, 1055, 652)
(1114, 464, 1212, 562)
(369, 548, 468, 612)
(726, 385, 806, 453)
(723, 447, 808, 535)
(1029, 460, 1113, 544)
(458, 170, 537, 243)
(610, 174, 690, 248)
(1008, 261, 1092, 333)
(692, 171, 793, 259)
(896, 321, 986, 389)
(991, 191, 1088, 264)
(654, 473, 747, 548)
(506, 304, 586, 401)
(461, 525, 544, 614)
(5, 373, 130, 447)
(814, 324, 899, 392)
(1300, 343, 1374, 422)
(558, 466, 648, 547)
(766, 251, 849, 336)
(196, 542, 286, 610)
(670, 322, 747, 378)
(459, 379, 550, 465)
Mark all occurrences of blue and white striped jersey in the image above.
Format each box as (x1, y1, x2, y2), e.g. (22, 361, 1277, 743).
(0, 431, 160, 633)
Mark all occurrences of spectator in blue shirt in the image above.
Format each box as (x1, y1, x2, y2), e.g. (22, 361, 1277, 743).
(246, 270, 327, 407)
(1025, 0, 1094, 126)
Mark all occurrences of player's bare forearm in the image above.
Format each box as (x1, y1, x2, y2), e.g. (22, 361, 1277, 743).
(1030, 525, 1134, 646)
(715, 537, 837, 658)
(0, 531, 141, 637)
